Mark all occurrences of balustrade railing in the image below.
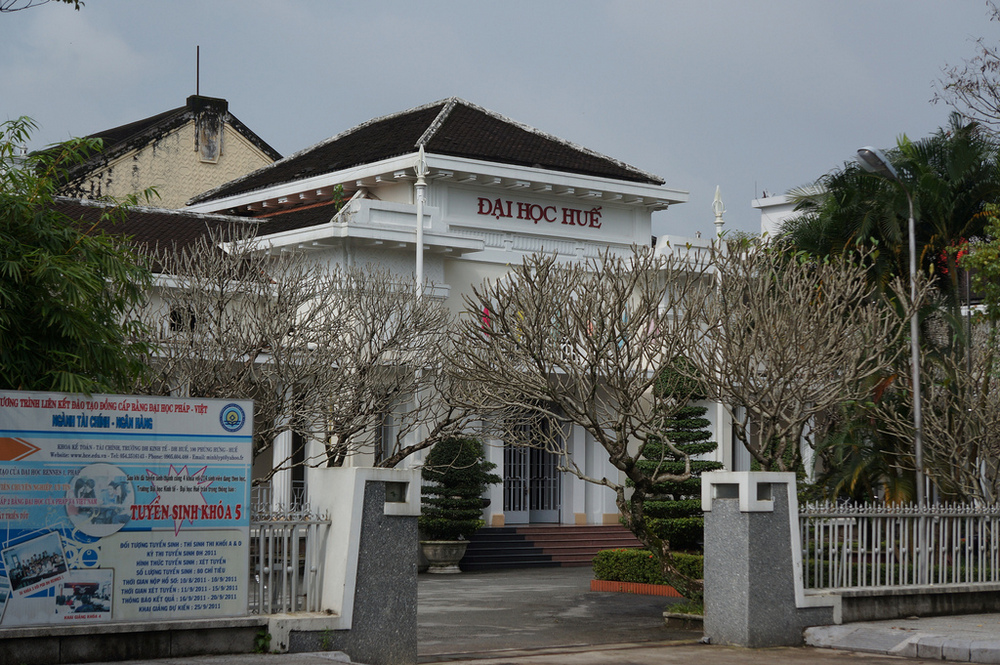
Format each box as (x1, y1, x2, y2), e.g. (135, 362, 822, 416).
(248, 488, 329, 614)
(799, 501, 1000, 591)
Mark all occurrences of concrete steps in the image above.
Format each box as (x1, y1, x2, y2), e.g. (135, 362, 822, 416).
(461, 524, 642, 571)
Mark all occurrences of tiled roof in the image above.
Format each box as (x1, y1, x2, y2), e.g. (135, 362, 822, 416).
(84, 106, 185, 150)
(253, 201, 342, 235)
(51, 197, 254, 270)
(190, 98, 664, 204)
(64, 96, 282, 178)
(425, 102, 661, 183)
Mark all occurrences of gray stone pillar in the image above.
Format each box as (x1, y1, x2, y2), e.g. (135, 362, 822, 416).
(701, 471, 836, 647)
(280, 467, 421, 665)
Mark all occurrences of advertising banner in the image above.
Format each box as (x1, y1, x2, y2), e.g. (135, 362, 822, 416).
(0, 391, 252, 627)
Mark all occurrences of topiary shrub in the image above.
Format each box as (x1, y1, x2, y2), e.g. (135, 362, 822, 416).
(418, 437, 501, 541)
(638, 403, 721, 551)
(592, 548, 703, 584)
(635, 360, 723, 552)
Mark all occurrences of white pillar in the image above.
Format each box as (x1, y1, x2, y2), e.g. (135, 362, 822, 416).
(567, 424, 587, 525)
(717, 401, 732, 470)
(414, 145, 427, 300)
(484, 434, 505, 527)
(271, 430, 292, 510)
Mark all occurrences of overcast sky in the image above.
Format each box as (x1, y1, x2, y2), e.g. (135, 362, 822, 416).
(1, 1, 994, 237)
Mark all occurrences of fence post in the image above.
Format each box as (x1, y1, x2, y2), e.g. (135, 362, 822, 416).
(702, 471, 837, 646)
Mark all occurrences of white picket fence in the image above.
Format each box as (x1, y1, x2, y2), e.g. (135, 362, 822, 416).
(800, 501, 1000, 590)
(248, 486, 330, 614)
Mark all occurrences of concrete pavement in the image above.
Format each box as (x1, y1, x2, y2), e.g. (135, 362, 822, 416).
(805, 614, 1000, 662)
(60, 566, 1000, 665)
(417, 566, 694, 657)
(61, 644, 959, 665)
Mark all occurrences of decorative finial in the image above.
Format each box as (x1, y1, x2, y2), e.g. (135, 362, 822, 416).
(712, 185, 725, 236)
(415, 144, 428, 183)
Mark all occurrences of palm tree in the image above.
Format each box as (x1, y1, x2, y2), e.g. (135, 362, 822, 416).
(783, 113, 1000, 309)
(783, 115, 1000, 502)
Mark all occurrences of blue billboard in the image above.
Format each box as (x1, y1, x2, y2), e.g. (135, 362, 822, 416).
(0, 391, 252, 626)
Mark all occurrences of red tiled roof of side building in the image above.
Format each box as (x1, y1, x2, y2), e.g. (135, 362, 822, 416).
(50, 197, 257, 272)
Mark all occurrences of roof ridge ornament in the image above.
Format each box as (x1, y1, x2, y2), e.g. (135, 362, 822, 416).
(414, 144, 428, 181)
(416, 98, 460, 148)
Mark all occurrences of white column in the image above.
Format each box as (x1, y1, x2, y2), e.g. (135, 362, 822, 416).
(567, 424, 587, 524)
(717, 401, 732, 470)
(271, 431, 292, 511)
(484, 434, 505, 527)
(584, 430, 605, 524)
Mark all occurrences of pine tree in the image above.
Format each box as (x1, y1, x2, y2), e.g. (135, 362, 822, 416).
(637, 402, 721, 552)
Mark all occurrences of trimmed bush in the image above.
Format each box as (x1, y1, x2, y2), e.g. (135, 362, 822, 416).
(592, 548, 703, 585)
(636, 403, 722, 551)
(418, 437, 501, 541)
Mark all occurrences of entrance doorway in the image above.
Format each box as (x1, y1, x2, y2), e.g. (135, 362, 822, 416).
(503, 414, 562, 524)
(503, 445, 561, 523)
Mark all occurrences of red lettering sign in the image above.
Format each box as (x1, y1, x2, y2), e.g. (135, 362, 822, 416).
(476, 197, 600, 229)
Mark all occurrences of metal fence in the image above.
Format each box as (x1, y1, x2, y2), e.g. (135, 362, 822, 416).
(248, 487, 330, 614)
(799, 501, 1000, 590)
(250, 480, 307, 512)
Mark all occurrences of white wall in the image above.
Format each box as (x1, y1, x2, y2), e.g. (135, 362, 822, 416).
(751, 194, 797, 237)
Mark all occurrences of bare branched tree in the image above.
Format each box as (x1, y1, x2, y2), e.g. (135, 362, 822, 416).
(132, 230, 471, 479)
(874, 323, 1000, 503)
(316, 267, 477, 470)
(934, 1, 1000, 129)
(681, 239, 925, 473)
(448, 246, 715, 598)
(0, 0, 81, 10)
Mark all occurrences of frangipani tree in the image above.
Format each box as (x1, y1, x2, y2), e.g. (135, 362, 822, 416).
(448, 246, 715, 598)
(133, 231, 474, 477)
(873, 323, 1000, 503)
(680, 238, 925, 473)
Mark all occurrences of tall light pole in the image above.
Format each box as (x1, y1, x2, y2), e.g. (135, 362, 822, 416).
(414, 145, 427, 300)
(856, 146, 925, 509)
(412, 146, 429, 466)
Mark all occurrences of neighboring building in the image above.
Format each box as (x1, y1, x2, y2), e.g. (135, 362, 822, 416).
(58, 95, 281, 209)
(184, 97, 721, 528)
(752, 193, 798, 236)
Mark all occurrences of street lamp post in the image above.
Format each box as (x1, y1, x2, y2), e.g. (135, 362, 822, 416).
(857, 146, 927, 582)
(855, 147, 924, 506)
(414, 145, 428, 300)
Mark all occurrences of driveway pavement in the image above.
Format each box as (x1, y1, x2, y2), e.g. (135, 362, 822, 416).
(63, 565, 1000, 665)
(417, 566, 695, 660)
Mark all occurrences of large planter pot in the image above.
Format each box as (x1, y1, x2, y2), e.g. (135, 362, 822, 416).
(420, 540, 469, 574)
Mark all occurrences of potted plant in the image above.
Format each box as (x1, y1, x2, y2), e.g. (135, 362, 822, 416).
(419, 436, 501, 573)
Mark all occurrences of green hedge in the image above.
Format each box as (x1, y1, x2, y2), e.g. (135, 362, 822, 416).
(592, 548, 703, 585)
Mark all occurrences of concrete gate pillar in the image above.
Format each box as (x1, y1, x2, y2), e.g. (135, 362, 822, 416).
(701, 471, 836, 647)
(276, 466, 422, 665)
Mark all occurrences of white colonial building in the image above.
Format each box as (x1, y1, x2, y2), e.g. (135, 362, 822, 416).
(180, 97, 729, 528)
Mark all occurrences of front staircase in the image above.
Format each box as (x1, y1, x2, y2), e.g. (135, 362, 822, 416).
(460, 524, 642, 571)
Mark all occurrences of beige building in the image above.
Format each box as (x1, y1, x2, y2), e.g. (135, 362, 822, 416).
(59, 95, 281, 209)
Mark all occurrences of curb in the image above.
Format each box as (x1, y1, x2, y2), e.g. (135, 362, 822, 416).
(589, 579, 682, 597)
